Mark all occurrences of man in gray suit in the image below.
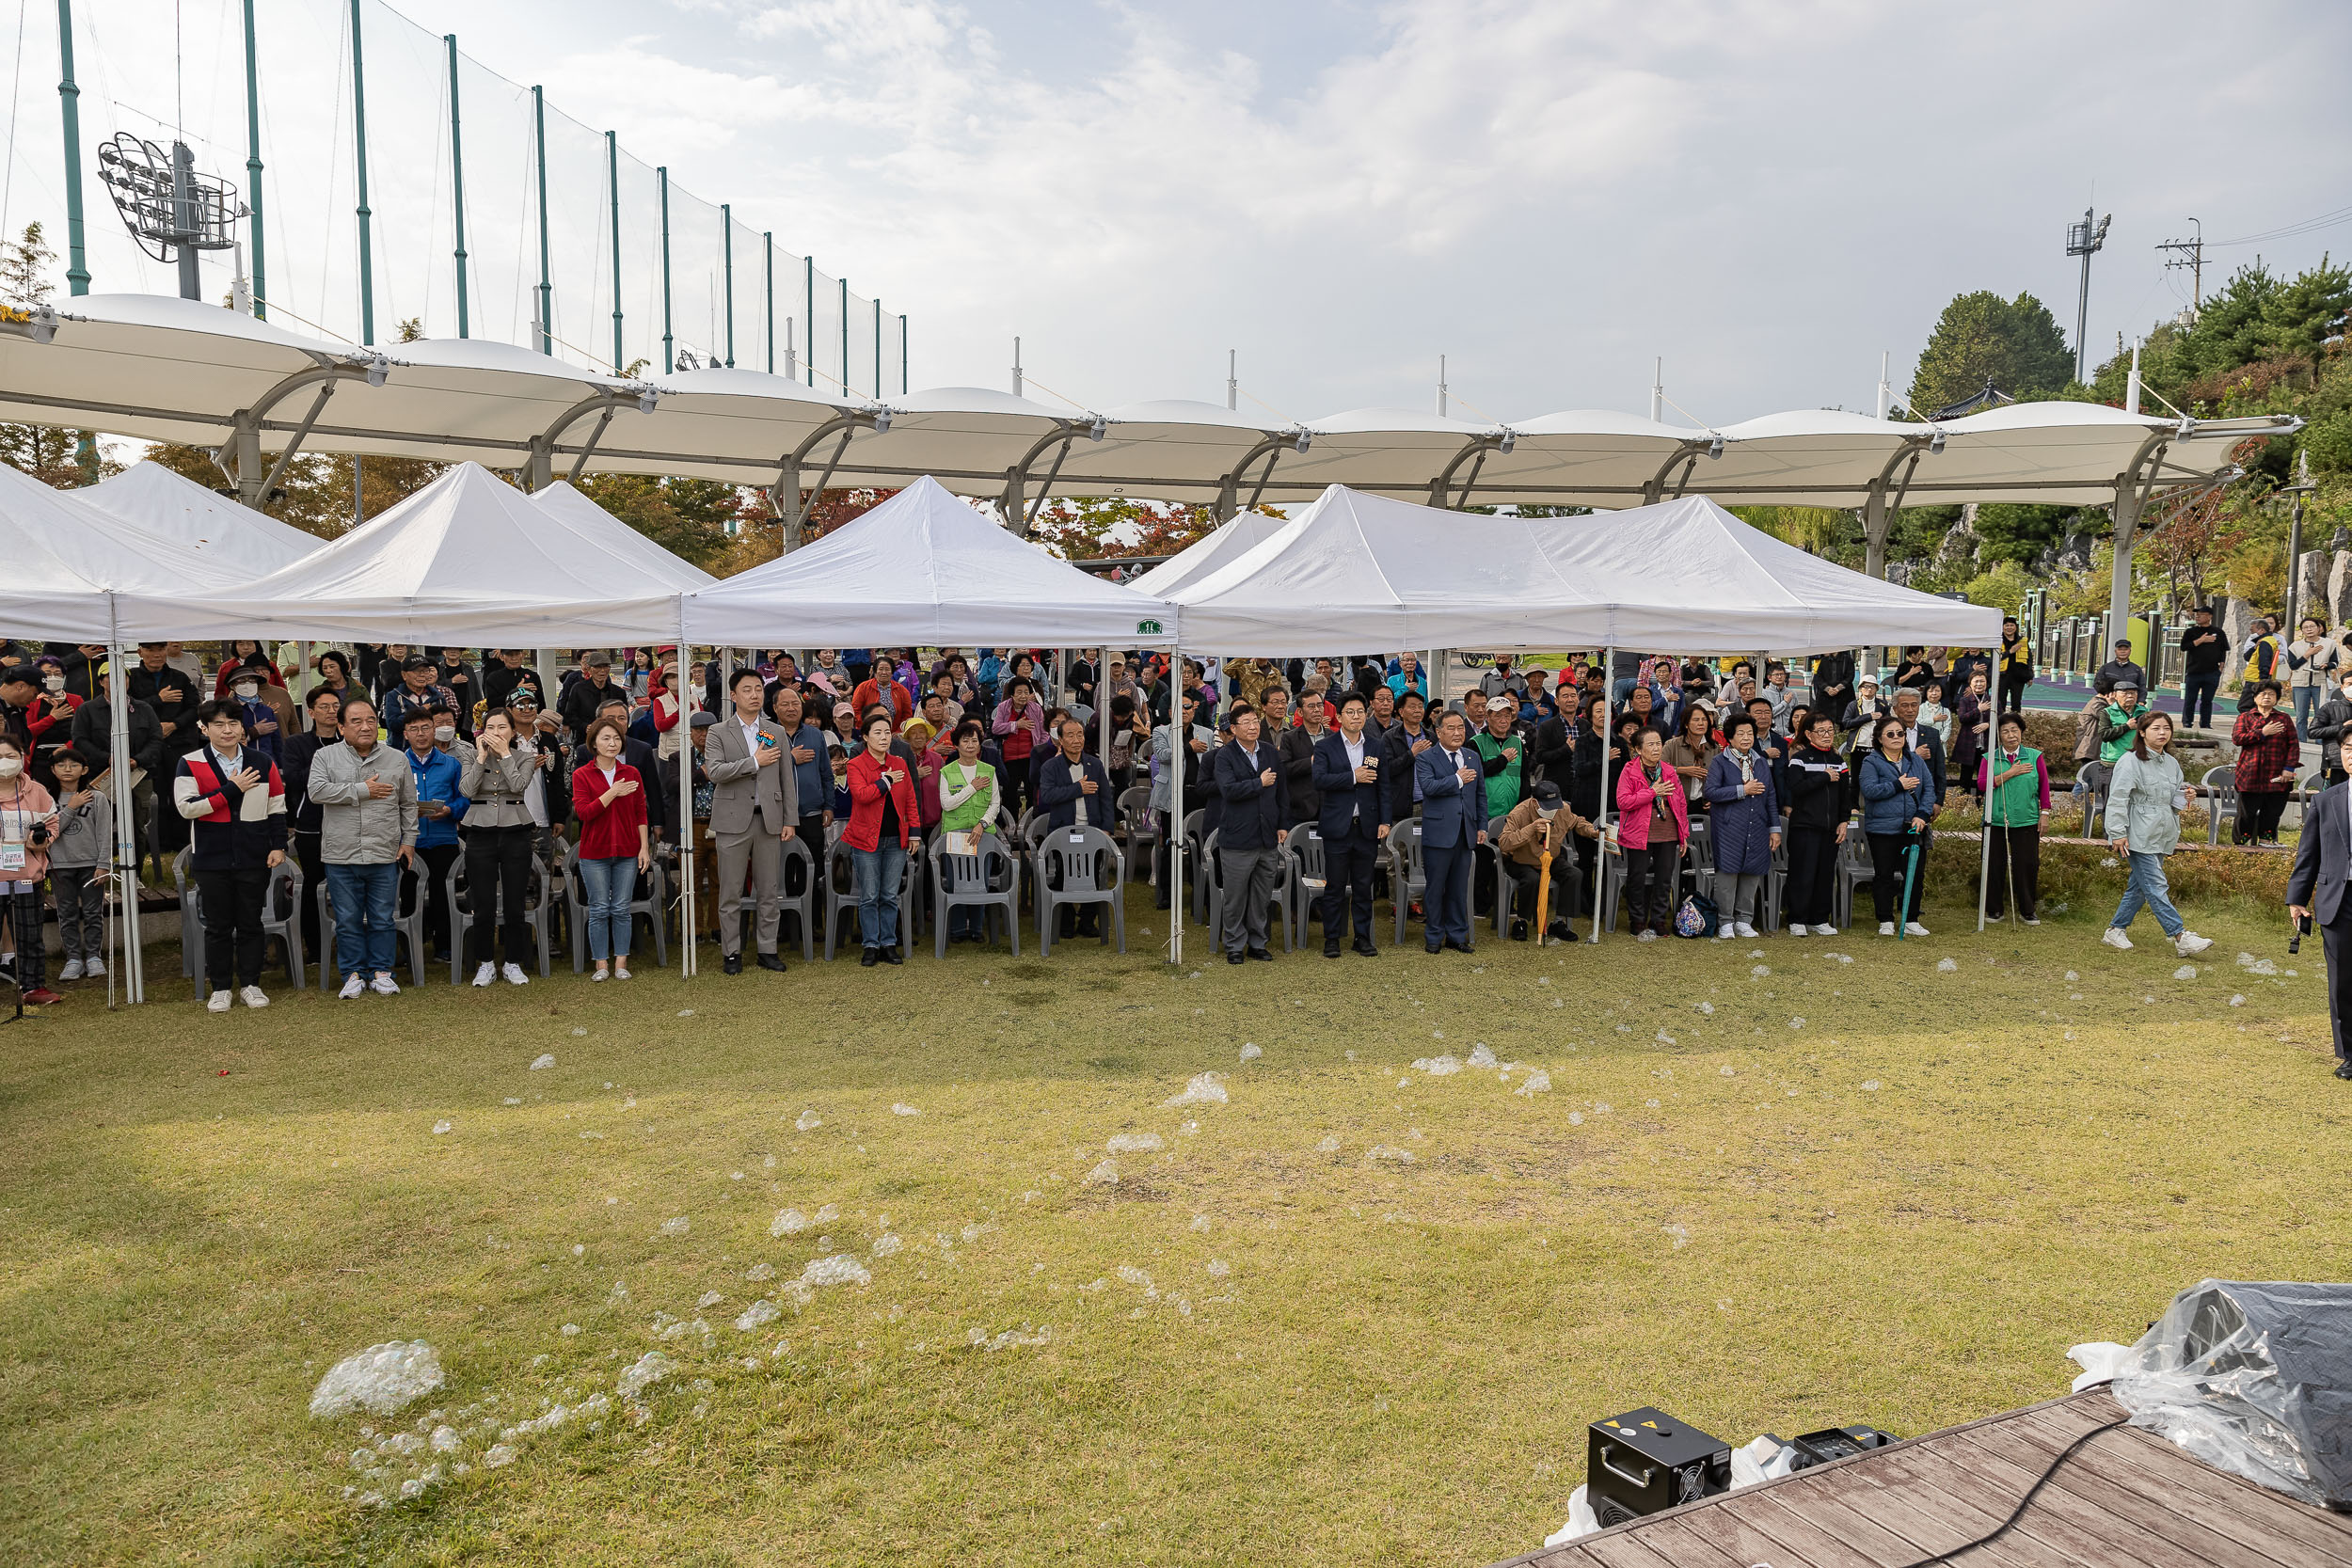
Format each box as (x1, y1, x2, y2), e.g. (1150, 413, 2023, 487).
(706, 668, 800, 974)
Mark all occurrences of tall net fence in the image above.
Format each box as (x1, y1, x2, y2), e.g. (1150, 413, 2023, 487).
(4, 0, 908, 391)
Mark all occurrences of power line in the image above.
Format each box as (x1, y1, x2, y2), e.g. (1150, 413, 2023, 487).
(2155, 218, 2203, 314)
(2214, 201, 2352, 247)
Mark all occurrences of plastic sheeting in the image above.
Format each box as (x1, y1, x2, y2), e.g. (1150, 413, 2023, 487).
(681, 476, 1179, 648)
(2103, 1278, 2352, 1509)
(1160, 484, 2003, 657)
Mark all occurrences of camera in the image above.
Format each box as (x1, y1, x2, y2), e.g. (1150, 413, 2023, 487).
(27, 822, 52, 850)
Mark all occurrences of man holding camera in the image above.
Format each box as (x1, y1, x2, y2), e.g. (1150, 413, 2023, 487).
(2287, 728, 2352, 1081)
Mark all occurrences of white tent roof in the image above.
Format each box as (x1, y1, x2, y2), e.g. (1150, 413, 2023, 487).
(0, 462, 135, 641)
(116, 462, 684, 645)
(682, 475, 1179, 646)
(1164, 484, 2002, 657)
(530, 481, 719, 591)
(1125, 509, 1292, 598)
(82, 460, 323, 577)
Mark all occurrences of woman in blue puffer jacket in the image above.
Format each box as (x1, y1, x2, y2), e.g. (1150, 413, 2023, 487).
(1857, 715, 1935, 936)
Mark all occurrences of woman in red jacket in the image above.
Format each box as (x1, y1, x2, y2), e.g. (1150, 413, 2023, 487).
(571, 717, 650, 980)
(845, 711, 919, 966)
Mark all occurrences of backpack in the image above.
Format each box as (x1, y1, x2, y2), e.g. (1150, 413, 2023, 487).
(1675, 894, 1718, 939)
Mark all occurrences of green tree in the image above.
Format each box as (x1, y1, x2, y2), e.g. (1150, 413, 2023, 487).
(1908, 290, 2077, 411)
(1973, 503, 2075, 567)
(574, 474, 751, 569)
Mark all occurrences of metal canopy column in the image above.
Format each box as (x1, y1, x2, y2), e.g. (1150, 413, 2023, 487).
(350, 0, 373, 342)
(56, 0, 90, 294)
(240, 0, 266, 318)
(444, 35, 470, 339)
(532, 86, 551, 354)
(2106, 428, 2175, 655)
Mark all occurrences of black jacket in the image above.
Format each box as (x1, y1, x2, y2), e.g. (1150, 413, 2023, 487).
(1383, 723, 1435, 820)
(2312, 693, 2352, 781)
(282, 731, 341, 833)
(69, 695, 164, 778)
(1785, 743, 1852, 829)
(128, 661, 202, 757)
(2287, 782, 2352, 926)
(1278, 726, 1325, 825)
(1811, 651, 1855, 712)
(1212, 736, 1288, 851)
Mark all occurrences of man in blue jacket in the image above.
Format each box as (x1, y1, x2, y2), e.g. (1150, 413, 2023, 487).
(400, 707, 469, 962)
(1311, 690, 1391, 958)
(1212, 703, 1288, 963)
(1414, 707, 1485, 954)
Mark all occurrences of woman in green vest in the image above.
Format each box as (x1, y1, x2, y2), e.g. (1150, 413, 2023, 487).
(1977, 711, 2049, 923)
(937, 720, 1003, 942)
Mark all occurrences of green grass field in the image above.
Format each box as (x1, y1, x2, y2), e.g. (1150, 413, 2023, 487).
(1, 883, 2344, 1566)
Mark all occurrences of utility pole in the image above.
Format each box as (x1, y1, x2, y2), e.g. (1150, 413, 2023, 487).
(658, 166, 673, 373)
(1875, 351, 1891, 420)
(2282, 449, 2316, 639)
(2065, 206, 2111, 384)
(1437, 354, 1448, 418)
(2156, 218, 2204, 319)
(1011, 336, 1023, 398)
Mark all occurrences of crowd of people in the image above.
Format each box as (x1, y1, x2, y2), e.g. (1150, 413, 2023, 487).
(0, 620, 2268, 1006)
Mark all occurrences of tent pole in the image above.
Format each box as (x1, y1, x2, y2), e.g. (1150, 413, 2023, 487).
(1170, 641, 1184, 966)
(676, 614, 697, 977)
(1592, 642, 1612, 945)
(1976, 653, 1999, 933)
(103, 609, 144, 1003)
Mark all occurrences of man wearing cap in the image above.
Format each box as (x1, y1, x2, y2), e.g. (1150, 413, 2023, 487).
(483, 649, 545, 712)
(561, 652, 624, 741)
(1496, 779, 1598, 941)
(382, 655, 456, 737)
(2094, 638, 2148, 701)
(705, 668, 799, 974)
(1311, 689, 1391, 958)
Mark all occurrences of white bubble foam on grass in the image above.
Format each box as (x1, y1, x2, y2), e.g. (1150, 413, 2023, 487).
(795, 1109, 823, 1132)
(1239, 1042, 1263, 1062)
(310, 1341, 443, 1419)
(1106, 1132, 1164, 1153)
(617, 1351, 673, 1400)
(530, 1053, 555, 1070)
(657, 1217, 690, 1237)
(1164, 1072, 1229, 1108)
(1366, 1145, 1417, 1164)
(891, 1103, 921, 1117)
(432, 1120, 452, 1135)
(1084, 1159, 1120, 1187)
(735, 1299, 781, 1332)
(1411, 1055, 1463, 1075)
(770, 1209, 809, 1238)
(1515, 1070, 1551, 1097)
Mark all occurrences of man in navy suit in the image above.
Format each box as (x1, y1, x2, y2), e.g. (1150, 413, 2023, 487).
(1212, 702, 1289, 963)
(2286, 729, 2352, 1080)
(1414, 707, 1485, 954)
(1311, 690, 1391, 958)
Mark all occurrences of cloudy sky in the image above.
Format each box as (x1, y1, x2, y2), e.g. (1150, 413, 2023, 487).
(7, 0, 2348, 424)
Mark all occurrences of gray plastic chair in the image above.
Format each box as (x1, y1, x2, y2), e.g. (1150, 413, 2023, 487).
(1184, 810, 1214, 927)
(717, 833, 818, 962)
(2201, 765, 2236, 847)
(445, 854, 554, 983)
(1474, 814, 1509, 936)
(561, 844, 669, 972)
(1286, 825, 1326, 938)
(1117, 784, 1156, 883)
(1200, 826, 1292, 952)
(1033, 823, 1125, 955)
(823, 835, 919, 958)
(1386, 819, 1426, 946)
(930, 830, 1021, 956)
(1833, 829, 1875, 930)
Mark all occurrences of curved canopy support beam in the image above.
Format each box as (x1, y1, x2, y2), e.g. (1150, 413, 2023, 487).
(1641, 439, 1710, 506)
(1429, 433, 1514, 510)
(1213, 429, 1311, 521)
(766, 410, 882, 549)
(228, 354, 389, 508)
(2105, 426, 2176, 646)
(527, 387, 656, 490)
(1002, 421, 1085, 538)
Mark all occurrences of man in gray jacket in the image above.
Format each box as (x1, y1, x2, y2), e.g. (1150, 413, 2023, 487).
(705, 668, 800, 974)
(307, 695, 419, 997)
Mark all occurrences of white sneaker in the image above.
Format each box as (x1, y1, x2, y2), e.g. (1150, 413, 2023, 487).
(1635, 928, 1659, 942)
(85, 957, 104, 976)
(472, 962, 497, 988)
(369, 973, 401, 995)
(1716, 928, 1736, 940)
(2101, 927, 2134, 951)
(2174, 930, 2213, 957)
(240, 985, 269, 1008)
(2021, 917, 2040, 927)
(1813, 924, 1836, 936)
(1904, 921, 1931, 938)
(591, 967, 609, 982)
(613, 964, 632, 981)
(1735, 923, 1758, 939)
(1878, 922, 1895, 936)
(339, 972, 365, 1000)
(1788, 924, 1808, 937)
(206, 989, 231, 1012)
(58, 958, 85, 981)
(501, 962, 530, 986)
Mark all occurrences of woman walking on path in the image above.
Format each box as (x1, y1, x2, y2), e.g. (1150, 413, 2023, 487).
(2104, 712, 2215, 958)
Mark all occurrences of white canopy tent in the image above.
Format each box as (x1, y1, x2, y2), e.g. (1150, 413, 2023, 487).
(680, 476, 1179, 648)
(1125, 508, 1292, 599)
(1163, 485, 2003, 656)
(117, 463, 687, 646)
(82, 460, 322, 578)
(529, 482, 719, 592)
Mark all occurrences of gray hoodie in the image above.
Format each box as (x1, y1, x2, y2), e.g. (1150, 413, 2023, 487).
(47, 785, 112, 870)
(308, 738, 419, 864)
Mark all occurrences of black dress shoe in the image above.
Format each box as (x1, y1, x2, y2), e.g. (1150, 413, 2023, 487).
(860, 947, 881, 967)
(1547, 919, 1574, 942)
(1425, 942, 1444, 955)
(1323, 943, 1343, 958)
(882, 946, 904, 965)
(1227, 951, 1245, 965)
(1509, 918, 1529, 942)
(722, 952, 743, 975)
(2337, 1061, 2352, 1080)
(1354, 940, 1378, 958)
(1445, 938, 1475, 954)
(1246, 946, 1274, 961)
(755, 952, 787, 973)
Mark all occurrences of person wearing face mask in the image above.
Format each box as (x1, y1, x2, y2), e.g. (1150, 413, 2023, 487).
(400, 709, 470, 964)
(24, 658, 82, 781)
(223, 668, 285, 768)
(212, 641, 282, 700)
(1496, 778, 1597, 942)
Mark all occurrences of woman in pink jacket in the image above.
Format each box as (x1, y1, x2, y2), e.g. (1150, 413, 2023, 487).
(1614, 726, 1691, 940)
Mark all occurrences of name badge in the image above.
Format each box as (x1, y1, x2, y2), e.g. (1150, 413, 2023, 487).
(0, 841, 24, 873)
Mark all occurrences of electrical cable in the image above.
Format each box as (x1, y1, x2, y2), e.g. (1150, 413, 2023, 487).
(1893, 1410, 2128, 1567)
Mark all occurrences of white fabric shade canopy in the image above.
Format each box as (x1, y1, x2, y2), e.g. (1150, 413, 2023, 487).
(0, 462, 149, 641)
(1124, 508, 1291, 598)
(83, 460, 323, 577)
(1162, 484, 2003, 657)
(530, 481, 718, 590)
(114, 462, 684, 645)
(682, 476, 1179, 646)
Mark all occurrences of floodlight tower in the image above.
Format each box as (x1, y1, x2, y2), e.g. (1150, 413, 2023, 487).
(2065, 207, 2112, 384)
(96, 133, 243, 302)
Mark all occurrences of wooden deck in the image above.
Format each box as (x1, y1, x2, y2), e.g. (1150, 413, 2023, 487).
(1494, 1387, 2352, 1568)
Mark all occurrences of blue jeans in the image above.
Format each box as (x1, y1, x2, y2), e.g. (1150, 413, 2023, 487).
(2294, 686, 2319, 732)
(2111, 850, 2182, 938)
(853, 844, 907, 949)
(326, 862, 399, 978)
(579, 855, 637, 960)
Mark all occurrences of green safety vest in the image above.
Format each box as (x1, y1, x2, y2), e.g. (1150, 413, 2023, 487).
(1984, 745, 2042, 828)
